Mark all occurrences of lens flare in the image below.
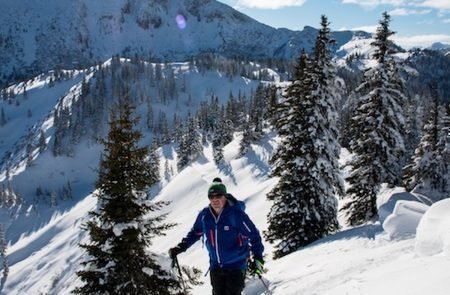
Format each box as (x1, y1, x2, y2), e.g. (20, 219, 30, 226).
(176, 14, 187, 30)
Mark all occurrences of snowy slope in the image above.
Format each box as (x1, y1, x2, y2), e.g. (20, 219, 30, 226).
(335, 35, 413, 71)
(0, 55, 449, 294)
(0, 58, 276, 248)
(1, 133, 450, 294)
(0, 0, 449, 293)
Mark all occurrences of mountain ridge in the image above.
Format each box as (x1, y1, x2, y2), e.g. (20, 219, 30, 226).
(0, 0, 369, 84)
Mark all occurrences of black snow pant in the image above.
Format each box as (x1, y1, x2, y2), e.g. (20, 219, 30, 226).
(210, 268, 246, 295)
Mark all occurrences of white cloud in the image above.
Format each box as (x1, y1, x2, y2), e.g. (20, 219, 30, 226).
(443, 18, 450, 23)
(344, 23, 450, 48)
(341, 0, 408, 7)
(393, 34, 450, 48)
(235, 0, 307, 9)
(418, 0, 450, 10)
(341, 0, 450, 10)
(390, 8, 432, 15)
(351, 25, 379, 33)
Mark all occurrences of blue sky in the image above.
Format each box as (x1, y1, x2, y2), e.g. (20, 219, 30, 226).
(217, 0, 450, 48)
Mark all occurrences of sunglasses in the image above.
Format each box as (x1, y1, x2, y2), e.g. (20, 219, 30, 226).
(208, 194, 225, 200)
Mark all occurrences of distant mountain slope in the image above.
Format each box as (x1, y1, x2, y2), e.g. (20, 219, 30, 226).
(0, 0, 368, 83)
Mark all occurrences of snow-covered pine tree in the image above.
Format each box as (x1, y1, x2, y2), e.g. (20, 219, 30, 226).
(403, 94, 424, 161)
(0, 107, 6, 126)
(240, 83, 281, 155)
(38, 130, 47, 152)
(212, 106, 234, 164)
(265, 85, 279, 124)
(177, 114, 202, 170)
(75, 99, 180, 295)
(156, 110, 170, 145)
(265, 15, 343, 259)
(212, 131, 224, 165)
(212, 118, 225, 165)
(342, 12, 407, 226)
(0, 223, 8, 279)
(26, 143, 34, 167)
(442, 104, 450, 189)
(148, 141, 161, 185)
(239, 117, 252, 156)
(172, 113, 183, 143)
(146, 102, 154, 130)
(249, 84, 267, 139)
(403, 90, 448, 198)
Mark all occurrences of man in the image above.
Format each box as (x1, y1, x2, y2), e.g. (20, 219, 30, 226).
(169, 178, 265, 295)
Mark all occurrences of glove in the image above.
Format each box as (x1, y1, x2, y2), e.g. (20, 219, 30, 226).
(248, 257, 264, 276)
(169, 242, 187, 260)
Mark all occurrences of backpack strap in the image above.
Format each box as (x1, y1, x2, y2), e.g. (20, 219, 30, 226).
(225, 193, 246, 230)
(226, 193, 246, 211)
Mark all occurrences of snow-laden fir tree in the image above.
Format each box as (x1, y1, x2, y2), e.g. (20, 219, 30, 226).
(212, 131, 224, 164)
(38, 130, 47, 152)
(177, 114, 202, 170)
(249, 84, 268, 139)
(265, 15, 344, 259)
(239, 117, 252, 156)
(403, 94, 424, 161)
(148, 141, 161, 185)
(342, 12, 407, 226)
(212, 106, 234, 164)
(212, 116, 226, 165)
(75, 99, 180, 295)
(403, 91, 448, 198)
(240, 84, 276, 155)
(0, 223, 8, 279)
(0, 107, 6, 126)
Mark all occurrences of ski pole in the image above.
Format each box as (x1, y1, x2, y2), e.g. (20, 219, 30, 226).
(249, 258, 272, 294)
(172, 256, 188, 294)
(257, 273, 272, 294)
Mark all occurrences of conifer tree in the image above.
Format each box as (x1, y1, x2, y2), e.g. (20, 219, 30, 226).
(148, 141, 161, 185)
(75, 99, 180, 295)
(265, 15, 343, 259)
(403, 94, 424, 161)
(212, 133, 224, 165)
(0, 224, 8, 279)
(38, 130, 47, 152)
(212, 118, 225, 165)
(342, 12, 407, 225)
(177, 114, 202, 170)
(249, 84, 267, 139)
(26, 144, 34, 167)
(0, 107, 6, 126)
(211, 107, 234, 164)
(239, 117, 252, 156)
(403, 91, 448, 197)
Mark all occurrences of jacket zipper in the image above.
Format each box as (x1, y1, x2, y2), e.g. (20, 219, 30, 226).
(210, 208, 222, 265)
(215, 225, 220, 264)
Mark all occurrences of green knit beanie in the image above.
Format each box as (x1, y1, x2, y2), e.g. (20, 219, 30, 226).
(208, 179, 227, 196)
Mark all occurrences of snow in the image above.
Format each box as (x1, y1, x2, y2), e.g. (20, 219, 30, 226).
(1, 131, 449, 294)
(416, 199, 450, 257)
(112, 222, 138, 237)
(142, 267, 154, 277)
(382, 200, 429, 239)
(4, 194, 95, 294)
(0, 53, 449, 294)
(0, 0, 305, 77)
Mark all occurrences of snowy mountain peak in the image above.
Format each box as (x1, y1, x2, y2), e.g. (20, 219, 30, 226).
(0, 0, 368, 84)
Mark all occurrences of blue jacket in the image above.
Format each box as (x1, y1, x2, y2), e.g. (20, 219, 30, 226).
(182, 198, 264, 270)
